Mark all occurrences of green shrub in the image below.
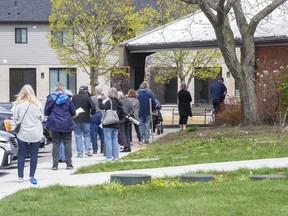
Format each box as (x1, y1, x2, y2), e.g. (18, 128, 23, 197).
(184, 125, 199, 132)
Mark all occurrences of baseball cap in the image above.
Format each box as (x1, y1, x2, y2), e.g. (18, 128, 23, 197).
(79, 85, 88, 91)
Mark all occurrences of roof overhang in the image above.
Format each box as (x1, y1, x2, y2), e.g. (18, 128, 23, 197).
(119, 2, 288, 66)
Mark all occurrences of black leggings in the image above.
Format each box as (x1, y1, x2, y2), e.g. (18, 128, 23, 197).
(179, 116, 188, 125)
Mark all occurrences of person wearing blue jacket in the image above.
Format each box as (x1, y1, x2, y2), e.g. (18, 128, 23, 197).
(211, 77, 227, 113)
(137, 81, 156, 144)
(44, 83, 76, 170)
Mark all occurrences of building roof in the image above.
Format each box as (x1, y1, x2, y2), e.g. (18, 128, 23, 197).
(120, 1, 288, 53)
(0, 0, 52, 23)
(0, 0, 157, 24)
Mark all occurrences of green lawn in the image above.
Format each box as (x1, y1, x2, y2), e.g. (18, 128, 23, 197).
(76, 125, 288, 174)
(1, 168, 288, 216)
(1, 125, 288, 216)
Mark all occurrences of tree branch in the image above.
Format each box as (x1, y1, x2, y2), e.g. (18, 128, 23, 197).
(249, 0, 286, 35)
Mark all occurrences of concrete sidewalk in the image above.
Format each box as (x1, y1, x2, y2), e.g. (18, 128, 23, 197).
(1, 127, 288, 200)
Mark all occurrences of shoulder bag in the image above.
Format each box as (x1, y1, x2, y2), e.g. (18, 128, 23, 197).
(13, 103, 31, 134)
(102, 99, 119, 126)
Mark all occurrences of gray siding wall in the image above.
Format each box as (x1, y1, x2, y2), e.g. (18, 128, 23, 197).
(0, 23, 59, 65)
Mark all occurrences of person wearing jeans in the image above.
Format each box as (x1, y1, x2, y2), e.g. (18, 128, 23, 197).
(137, 81, 156, 144)
(90, 85, 106, 154)
(72, 85, 96, 158)
(74, 123, 92, 156)
(13, 84, 44, 184)
(90, 112, 105, 153)
(17, 140, 40, 184)
(98, 87, 126, 161)
(103, 127, 119, 160)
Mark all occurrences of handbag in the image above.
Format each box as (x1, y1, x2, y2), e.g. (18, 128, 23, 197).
(102, 99, 119, 126)
(13, 103, 31, 134)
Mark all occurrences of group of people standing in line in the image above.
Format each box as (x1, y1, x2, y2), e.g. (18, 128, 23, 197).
(12, 81, 158, 184)
(12, 77, 226, 185)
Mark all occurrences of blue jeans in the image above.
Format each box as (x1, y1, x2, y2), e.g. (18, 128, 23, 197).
(103, 127, 119, 160)
(17, 139, 40, 179)
(59, 142, 65, 161)
(74, 122, 92, 155)
(139, 115, 151, 142)
(90, 112, 105, 152)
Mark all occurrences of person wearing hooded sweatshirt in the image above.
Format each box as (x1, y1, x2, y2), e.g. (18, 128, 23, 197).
(44, 83, 76, 170)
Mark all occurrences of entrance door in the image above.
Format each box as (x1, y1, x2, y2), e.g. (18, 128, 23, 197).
(194, 68, 222, 104)
(9, 68, 36, 102)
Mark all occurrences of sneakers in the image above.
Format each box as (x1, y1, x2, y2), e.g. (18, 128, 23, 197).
(93, 149, 97, 154)
(144, 140, 149, 144)
(77, 154, 83, 158)
(52, 164, 58, 170)
(66, 164, 74, 170)
(18, 178, 24, 183)
(139, 141, 143, 146)
(30, 177, 37, 185)
(106, 158, 113, 162)
(113, 158, 119, 161)
(85, 152, 93, 157)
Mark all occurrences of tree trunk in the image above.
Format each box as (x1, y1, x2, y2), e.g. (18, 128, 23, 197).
(213, 18, 260, 125)
(90, 66, 98, 95)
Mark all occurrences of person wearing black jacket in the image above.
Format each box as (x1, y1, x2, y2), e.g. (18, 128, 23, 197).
(177, 82, 192, 131)
(98, 87, 126, 161)
(72, 85, 96, 158)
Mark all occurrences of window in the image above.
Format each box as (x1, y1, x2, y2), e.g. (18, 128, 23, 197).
(15, 28, 27, 43)
(49, 68, 76, 95)
(51, 30, 72, 45)
(194, 67, 222, 104)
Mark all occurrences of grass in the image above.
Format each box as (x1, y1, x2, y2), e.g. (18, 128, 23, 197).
(76, 125, 288, 174)
(1, 167, 288, 215)
(1, 125, 288, 215)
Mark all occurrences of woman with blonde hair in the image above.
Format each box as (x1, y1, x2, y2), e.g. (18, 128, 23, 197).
(13, 84, 44, 184)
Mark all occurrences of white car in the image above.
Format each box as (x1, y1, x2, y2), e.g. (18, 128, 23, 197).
(0, 136, 14, 169)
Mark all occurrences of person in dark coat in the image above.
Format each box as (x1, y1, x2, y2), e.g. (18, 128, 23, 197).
(72, 85, 96, 158)
(211, 77, 227, 113)
(177, 82, 192, 131)
(118, 91, 134, 152)
(44, 83, 76, 170)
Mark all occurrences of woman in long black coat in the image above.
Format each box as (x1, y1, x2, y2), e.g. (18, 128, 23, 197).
(177, 83, 192, 131)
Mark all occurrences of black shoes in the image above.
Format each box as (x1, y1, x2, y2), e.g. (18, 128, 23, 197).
(52, 164, 73, 170)
(93, 150, 97, 154)
(52, 164, 58, 170)
(120, 148, 131, 153)
(66, 164, 74, 170)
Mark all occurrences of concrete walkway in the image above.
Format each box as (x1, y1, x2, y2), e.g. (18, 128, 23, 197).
(1, 128, 288, 200)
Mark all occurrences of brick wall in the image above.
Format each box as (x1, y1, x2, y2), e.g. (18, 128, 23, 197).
(256, 45, 288, 70)
(255, 45, 288, 123)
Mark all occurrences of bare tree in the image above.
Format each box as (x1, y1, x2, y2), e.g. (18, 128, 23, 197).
(150, 49, 222, 89)
(180, 0, 287, 125)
